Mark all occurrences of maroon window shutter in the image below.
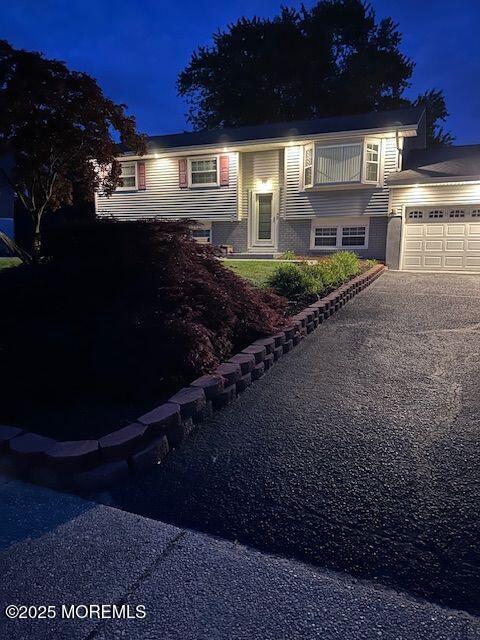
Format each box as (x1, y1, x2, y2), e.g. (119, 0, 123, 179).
(219, 155, 229, 186)
(179, 158, 188, 188)
(138, 161, 146, 190)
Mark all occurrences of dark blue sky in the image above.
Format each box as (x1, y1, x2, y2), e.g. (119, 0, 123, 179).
(1, 1, 479, 144)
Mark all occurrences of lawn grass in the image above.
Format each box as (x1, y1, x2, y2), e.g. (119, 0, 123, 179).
(223, 259, 280, 287)
(0, 257, 21, 272)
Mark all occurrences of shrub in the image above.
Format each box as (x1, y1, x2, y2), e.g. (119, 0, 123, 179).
(0, 219, 287, 408)
(267, 263, 322, 301)
(267, 251, 361, 303)
(280, 250, 296, 260)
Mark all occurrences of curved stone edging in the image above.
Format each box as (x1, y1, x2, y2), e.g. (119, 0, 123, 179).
(0, 263, 386, 492)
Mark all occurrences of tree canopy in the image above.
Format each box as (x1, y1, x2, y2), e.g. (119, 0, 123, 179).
(0, 40, 146, 258)
(178, 0, 453, 146)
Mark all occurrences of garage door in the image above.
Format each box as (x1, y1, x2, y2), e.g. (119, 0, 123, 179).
(402, 206, 480, 272)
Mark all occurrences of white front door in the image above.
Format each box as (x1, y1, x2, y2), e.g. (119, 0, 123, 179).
(250, 191, 278, 250)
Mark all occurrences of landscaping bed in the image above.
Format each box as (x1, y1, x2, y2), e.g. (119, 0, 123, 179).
(0, 219, 385, 491)
(0, 220, 287, 443)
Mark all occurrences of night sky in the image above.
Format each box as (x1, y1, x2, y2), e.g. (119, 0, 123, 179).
(1, 1, 479, 144)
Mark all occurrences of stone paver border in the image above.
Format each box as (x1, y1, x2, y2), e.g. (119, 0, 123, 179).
(0, 264, 386, 491)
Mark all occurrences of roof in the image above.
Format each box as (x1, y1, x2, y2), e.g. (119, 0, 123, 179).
(388, 144, 480, 186)
(137, 106, 425, 153)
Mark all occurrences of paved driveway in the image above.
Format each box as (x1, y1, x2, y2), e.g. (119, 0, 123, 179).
(106, 272, 480, 615)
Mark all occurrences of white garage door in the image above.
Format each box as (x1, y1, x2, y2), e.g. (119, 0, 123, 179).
(402, 206, 480, 272)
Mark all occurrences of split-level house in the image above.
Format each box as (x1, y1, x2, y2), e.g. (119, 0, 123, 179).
(95, 106, 480, 273)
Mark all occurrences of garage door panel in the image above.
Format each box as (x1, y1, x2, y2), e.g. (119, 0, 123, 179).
(425, 240, 443, 251)
(403, 255, 422, 267)
(425, 225, 444, 236)
(444, 256, 464, 267)
(405, 240, 423, 251)
(405, 226, 424, 237)
(445, 240, 464, 251)
(403, 207, 480, 272)
(446, 225, 466, 236)
(424, 256, 442, 267)
(469, 224, 480, 236)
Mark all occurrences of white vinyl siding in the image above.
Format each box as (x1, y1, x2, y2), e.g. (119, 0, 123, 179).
(287, 137, 398, 219)
(315, 144, 362, 184)
(240, 149, 283, 218)
(96, 152, 238, 221)
(390, 183, 480, 210)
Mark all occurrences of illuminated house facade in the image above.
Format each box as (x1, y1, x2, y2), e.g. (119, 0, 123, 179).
(96, 106, 480, 273)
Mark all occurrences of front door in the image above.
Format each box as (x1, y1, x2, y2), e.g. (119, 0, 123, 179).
(251, 191, 277, 250)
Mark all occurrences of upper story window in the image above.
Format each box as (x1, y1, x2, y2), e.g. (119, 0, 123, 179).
(303, 140, 381, 189)
(118, 162, 137, 190)
(189, 156, 219, 187)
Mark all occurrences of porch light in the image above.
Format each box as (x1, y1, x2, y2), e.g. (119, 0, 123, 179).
(256, 179, 272, 193)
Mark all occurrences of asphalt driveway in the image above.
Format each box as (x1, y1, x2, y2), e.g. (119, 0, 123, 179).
(105, 272, 480, 615)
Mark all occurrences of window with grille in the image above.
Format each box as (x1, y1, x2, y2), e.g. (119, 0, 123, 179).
(449, 209, 465, 218)
(408, 211, 423, 220)
(118, 162, 137, 190)
(428, 210, 444, 219)
(189, 157, 218, 186)
(364, 142, 380, 182)
(314, 227, 337, 247)
(342, 226, 367, 247)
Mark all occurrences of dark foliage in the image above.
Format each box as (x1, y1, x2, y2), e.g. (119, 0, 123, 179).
(0, 39, 146, 259)
(0, 220, 286, 414)
(178, 0, 452, 147)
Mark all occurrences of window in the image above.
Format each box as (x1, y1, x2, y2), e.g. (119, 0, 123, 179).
(342, 226, 366, 247)
(304, 139, 381, 188)
(449, 209, 465, 218)
(314, 227, 337, 247)
(311, 220, 368, 250)
(315, 144, 362, 184)
(472, 209, 480, 218)
(189, 157, 219, 187)
(364, 142, 380, 183)
(304, 144, 314, 188)
(118, 162, 137, 190)
(257, 194, 273, 240)
(192, 227, 211, 244)
(428, 210, 444, 219)
(408, 211, 423, 220)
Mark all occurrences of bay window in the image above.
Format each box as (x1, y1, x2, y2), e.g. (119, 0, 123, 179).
(303, 139, 381, 188)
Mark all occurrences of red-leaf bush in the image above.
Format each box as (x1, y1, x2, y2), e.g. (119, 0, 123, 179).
(0, 219, 286, 410)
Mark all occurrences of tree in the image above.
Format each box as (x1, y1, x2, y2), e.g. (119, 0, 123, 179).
(178, 0, 453, 146)
(414, 89, 455, 147)
(0, 40, 146, 260)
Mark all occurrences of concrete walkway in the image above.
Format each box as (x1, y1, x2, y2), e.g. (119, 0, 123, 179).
(1, 477, 479, 640)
